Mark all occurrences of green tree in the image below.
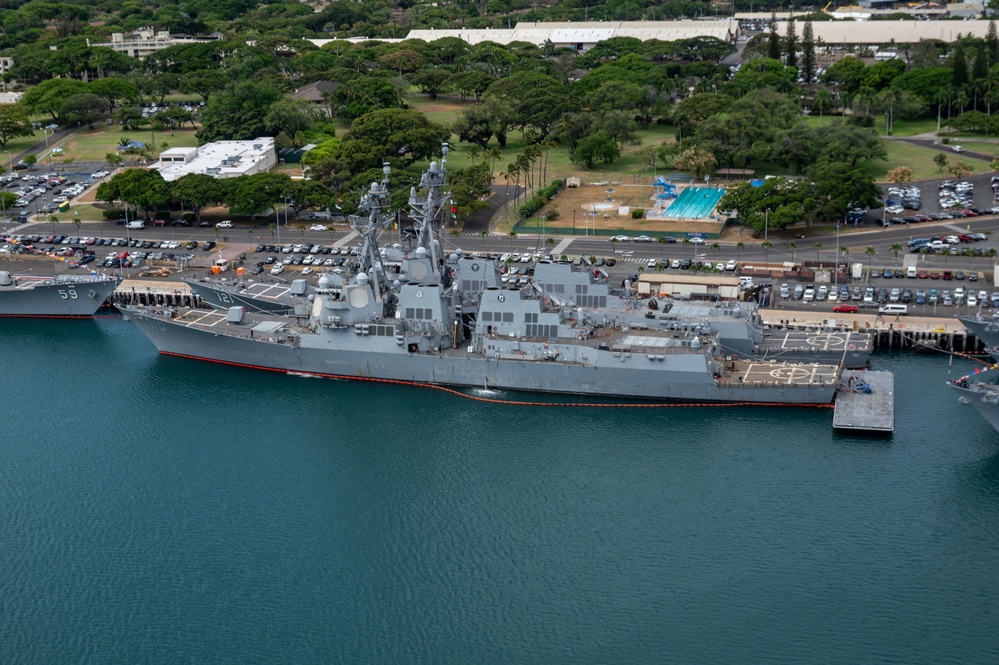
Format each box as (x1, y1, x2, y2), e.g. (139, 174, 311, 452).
(88, 78, 139, 117)
(21, 79, 89, 122)
(886, 166, 914, 185)
(952, 42, 969, 90)
(95, 168, 170, 219)
(0, 105, 34, 148)
(785, 17, 798, 70)
(801, 21, 816, 84)
(572, 132, 620, 168)
(934, 152, 949, 172)
(787, 240, 797, 263)
(60, 94, 106, 129)
(339, 108, 451, 171)
(197, 80, 283, 143)
(767, 12, 782, 61)
(179, 69, 229, 104)
(172, 173, 226, 222)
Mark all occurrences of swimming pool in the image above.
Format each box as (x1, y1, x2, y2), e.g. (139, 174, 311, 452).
(656, 186, 725, 219)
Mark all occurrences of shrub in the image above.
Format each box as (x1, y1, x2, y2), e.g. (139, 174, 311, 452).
(518, 180, 564, 217)
(102, 209, 126, 220)
(631, 208, 644, 219)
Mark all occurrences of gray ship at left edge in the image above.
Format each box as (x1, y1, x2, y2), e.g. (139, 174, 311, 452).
(0, 270, 120, 317)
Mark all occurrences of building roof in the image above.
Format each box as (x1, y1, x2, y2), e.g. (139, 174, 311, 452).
(775, 18, 996, 44)
(151, 137, 275, 181)
(405, 20, 737, 46)
(291, 80, 343, 103)
(639, 273, 741, 287)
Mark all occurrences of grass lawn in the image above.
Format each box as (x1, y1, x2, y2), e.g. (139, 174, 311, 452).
(53, 126, 200, 162)
(1, 129, 57, 165)
(859, 140, 985, 181)
(949, 141, 999, 158)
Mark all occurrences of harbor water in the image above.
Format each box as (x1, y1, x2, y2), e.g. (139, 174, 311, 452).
(2, 318, 998, 664)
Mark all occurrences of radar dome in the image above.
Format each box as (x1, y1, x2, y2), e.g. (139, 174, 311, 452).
(415, 247, 428, 258)
(356, 272, 369, 285)
(318, 275, 331, 289)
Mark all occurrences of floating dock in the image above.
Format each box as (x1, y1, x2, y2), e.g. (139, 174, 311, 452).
(833, 370, 894, 433)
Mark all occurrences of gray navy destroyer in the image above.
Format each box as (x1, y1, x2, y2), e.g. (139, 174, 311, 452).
(949, 365, 999, 434)
(0, 270, 119, 317)
(120, 147, 842, 405)
(187, 236, 872, 369)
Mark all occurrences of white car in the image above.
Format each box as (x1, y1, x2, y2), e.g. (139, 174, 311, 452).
(952, 145, 964, 152)
(270, 264, 285, 275)
(216, 220, 233, 228)
(646, 258, 658, 268)
(725, 260, 737, 271)
(633, 235, 652, 243)
(301, 266, 313, 275)
(671, 259, 681, 269)
(689, 237, 705, 245)
(610, 235, 630, 242)
(310, 224, 328, 231)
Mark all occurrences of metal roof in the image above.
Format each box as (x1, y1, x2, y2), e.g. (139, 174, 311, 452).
(775, 18, 994, 44)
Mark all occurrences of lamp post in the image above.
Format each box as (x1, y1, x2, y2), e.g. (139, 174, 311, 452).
(764, 208, 769, 242)
(834, 218, 841, 288)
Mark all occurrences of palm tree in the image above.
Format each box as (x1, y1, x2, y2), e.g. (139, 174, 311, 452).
(484, 146, 502, 177)
(297, 223, 307, 241)
(813, 242, 823, 265)
(865, 246, 876, 278)
(507, 230, 517, 249)
(656, 236, 668, 256)
(736, 241, 745, 262)
(480, 230, 488, 248)
(682, 237, 691, 256)
(545, 237, 556, 254)
(711, 242, 721, 257)
(889, 243, 902, 265)
(268, 222, 276, 241)
(786, 240, 797, 264)
(814, 89, 834, 127)
(463, 144, 481, 166)
(762, 240, 773, 267)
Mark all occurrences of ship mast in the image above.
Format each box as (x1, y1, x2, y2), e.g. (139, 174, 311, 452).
(347, 163, 394, 303)
(406, 143, 451, 282)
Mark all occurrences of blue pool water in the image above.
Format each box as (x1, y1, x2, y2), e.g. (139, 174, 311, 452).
(662, 186, 726, 219)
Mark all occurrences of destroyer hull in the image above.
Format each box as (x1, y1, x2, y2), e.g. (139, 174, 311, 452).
(958, 316, 999, 347)
(125, 309, 838, 405)
(185, 279, 299, 315)
(0, 278, 118, 317)
(950, 381, 999, 434)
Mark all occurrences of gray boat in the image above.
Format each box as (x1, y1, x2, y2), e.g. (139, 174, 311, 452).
(119, 147, 841, 405)
(0, 270, 119, 317)
(949, 366, 999, 434)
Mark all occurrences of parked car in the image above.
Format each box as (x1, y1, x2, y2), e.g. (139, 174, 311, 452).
(833, 304, 858, 313)
(216, 220, 233, 228)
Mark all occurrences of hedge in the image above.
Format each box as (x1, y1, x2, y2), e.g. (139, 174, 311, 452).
(518, 180, 564, 217)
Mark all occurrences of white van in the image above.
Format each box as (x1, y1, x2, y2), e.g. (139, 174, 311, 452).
(879, 304, 908, 316)
(125, 220, 145, 230)
(907, 266, 917, 278)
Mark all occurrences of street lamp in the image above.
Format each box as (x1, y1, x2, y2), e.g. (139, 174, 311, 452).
(764, 208, 769, 242)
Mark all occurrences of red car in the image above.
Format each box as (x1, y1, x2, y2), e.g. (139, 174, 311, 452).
(833, 304, 858, 313)
(930, 271, 941, 279)
(918, 270, 929, 279)
(152, 219, 168, 226)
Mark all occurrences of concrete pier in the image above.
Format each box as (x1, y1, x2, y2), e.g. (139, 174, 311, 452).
(833, 370, 895, 433)
(114, 279, 206, 308)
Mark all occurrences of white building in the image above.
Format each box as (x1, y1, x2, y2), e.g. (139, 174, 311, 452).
(151, 138, 277, 182)
(90, 29, 217, 59)
(403, 20, 738, 50)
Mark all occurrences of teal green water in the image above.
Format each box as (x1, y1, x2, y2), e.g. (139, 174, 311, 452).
(2, 318, 998, 664)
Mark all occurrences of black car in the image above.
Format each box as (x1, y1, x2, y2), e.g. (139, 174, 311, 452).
(170, 220, 191, 227)
(198, 221, 211, 227)
(255, 244, 265, 252)
(882, 268, 892, 279)
(202, 240, 216, 251)
(894, 269, 905, 278)
(251, 265, 264, 275)
(680, 258, 692, 269)
(114, 218, 128, 225)
(264, 256, 276, 264)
